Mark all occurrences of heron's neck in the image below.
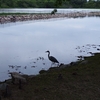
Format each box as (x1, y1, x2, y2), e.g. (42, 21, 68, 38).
(48, 52, 50, 58)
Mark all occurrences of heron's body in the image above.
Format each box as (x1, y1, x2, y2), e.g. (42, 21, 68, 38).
(46, 51, 59, 66)
(48, 54, 59, 63)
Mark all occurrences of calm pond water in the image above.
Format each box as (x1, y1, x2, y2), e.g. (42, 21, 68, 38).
(0, 16, 100, 81)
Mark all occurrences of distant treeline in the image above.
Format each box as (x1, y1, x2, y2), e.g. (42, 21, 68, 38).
(0, 0, 100, 8)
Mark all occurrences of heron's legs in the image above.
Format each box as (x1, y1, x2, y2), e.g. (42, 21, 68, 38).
(57, 63, 59, 67)
(51, 62, 55, 67)
(51, 62, 59, 67)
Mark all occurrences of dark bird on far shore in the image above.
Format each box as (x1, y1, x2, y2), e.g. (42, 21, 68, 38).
(45, 50, 59, 66)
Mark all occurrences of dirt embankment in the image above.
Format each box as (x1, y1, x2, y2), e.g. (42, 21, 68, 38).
(0, 53, 100, 100)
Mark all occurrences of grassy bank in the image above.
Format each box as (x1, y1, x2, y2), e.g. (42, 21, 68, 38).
(1, 53, 100, 100)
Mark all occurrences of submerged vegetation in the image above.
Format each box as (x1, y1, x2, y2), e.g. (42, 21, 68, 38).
(0, 53, 100, 100)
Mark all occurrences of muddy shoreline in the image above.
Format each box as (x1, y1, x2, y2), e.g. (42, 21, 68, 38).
(0, 53, 100, 100)
(0, 11, 100, 24)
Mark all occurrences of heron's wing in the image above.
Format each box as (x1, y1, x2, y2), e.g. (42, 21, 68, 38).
(49, 56, 59, 63)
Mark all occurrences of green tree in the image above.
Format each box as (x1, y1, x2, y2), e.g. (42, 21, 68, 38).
(0, 0, 100, 8)
(96, 0, 100, 8)
(86, 0, 96, 8)
(68, 0, 86, 8)
(55, 0, 64, 7)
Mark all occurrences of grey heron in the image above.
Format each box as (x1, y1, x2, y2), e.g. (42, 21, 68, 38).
(45, 50, 59, 66)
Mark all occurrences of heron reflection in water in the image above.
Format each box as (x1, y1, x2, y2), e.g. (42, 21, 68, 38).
(45, 50, 59, 67)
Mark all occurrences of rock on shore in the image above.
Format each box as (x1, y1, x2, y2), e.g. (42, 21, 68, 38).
(0, 11, 100, 24)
